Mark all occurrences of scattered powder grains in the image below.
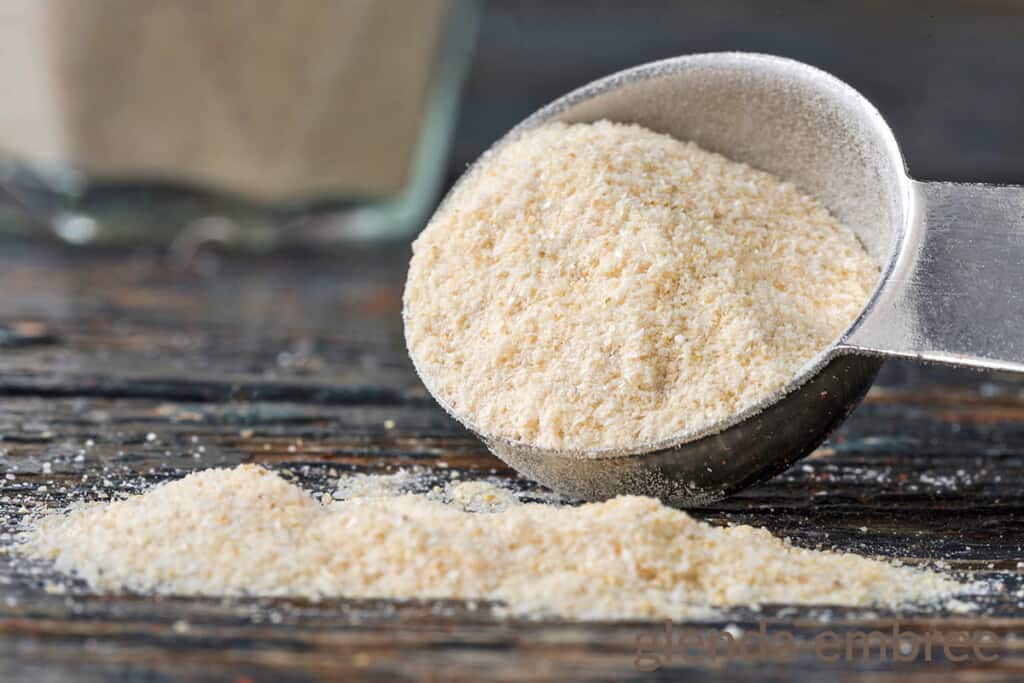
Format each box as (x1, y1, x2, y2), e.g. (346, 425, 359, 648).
(403, 121, 879, 452)
(18, 465, 955, 620)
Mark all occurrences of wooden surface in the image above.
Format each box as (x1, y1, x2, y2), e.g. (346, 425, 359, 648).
(0, 238, 1023, 682)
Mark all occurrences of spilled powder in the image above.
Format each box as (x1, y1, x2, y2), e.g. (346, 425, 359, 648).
(403, 120, 879, 452)
(18, 465, 956, 620)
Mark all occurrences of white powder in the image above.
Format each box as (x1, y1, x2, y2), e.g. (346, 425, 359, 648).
(404, 121, 879, 452)
(443, 479, 520, 512)
(332, 469, 421, 500)
(18, 465, 956, 621)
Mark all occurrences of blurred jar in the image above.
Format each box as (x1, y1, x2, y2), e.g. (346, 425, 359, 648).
(0, 0, 478, 248)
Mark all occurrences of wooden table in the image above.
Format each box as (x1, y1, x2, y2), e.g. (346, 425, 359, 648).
(0, 237, 1022, 682)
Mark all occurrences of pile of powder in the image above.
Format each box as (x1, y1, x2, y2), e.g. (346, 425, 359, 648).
(18, 465, 956, 621)
(403, 120, 879, 452)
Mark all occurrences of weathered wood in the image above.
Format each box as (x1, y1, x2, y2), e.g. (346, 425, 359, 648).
(1, 235, 1024, 682)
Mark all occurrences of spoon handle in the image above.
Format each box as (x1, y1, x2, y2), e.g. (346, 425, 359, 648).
(843, 181, 1024, 372)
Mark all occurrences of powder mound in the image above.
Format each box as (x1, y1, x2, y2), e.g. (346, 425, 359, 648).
(18, 465, 955, 621)
(403, 121, 879, 452)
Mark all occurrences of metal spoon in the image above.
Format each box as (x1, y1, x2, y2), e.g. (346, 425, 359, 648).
(416, 52, 1024, 506)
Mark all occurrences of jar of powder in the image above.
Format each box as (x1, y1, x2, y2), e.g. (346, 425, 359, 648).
(0, 0, 478, 248)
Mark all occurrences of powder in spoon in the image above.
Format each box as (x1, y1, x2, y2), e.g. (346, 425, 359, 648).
(17, 465, 956, 621)
(403, 121, 879, 452)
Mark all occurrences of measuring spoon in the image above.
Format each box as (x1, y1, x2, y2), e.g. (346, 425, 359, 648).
(414, 52, 1024, 505)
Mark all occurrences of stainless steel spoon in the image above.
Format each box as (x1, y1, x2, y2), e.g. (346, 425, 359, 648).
(415, 52, 1024, 506)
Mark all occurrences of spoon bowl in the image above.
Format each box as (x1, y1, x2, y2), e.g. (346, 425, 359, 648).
(415, 53, 1024, 505)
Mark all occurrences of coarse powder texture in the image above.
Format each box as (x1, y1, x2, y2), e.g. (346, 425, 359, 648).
(18, 465, 956, 621)
(403, 121, 879, 452)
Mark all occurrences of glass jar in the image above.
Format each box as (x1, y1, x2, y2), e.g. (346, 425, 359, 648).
(0, 0, 479, 249)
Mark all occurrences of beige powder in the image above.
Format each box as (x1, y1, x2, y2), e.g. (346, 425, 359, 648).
(18, 465, 955, 621)
(404, 121, 879, 452)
